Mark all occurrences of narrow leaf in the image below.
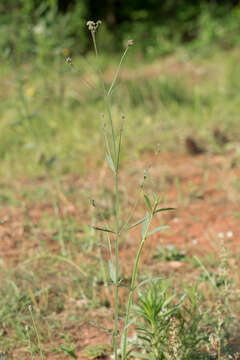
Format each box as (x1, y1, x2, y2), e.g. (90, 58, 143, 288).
(153, 207, 175, 215)
(159, 305, 180, 318)
(92, 226, 115, 234)
(121, 317, 137, 334)
(130, 352, 149, 359)
(141, 212, 150, 239)
(162, 294, 176, 308)
(106, 153, 115, 173)
(194, 255, 217, 290)
(148, 225, 169, 237)
(108, 261, 116, 283)
(59, 344, 77, 359)
(116, 126, 123, 171)
(135, 276, 163, 290)
(144, 194, 152, 212)
(126, 216, 146, 231)
(88, 321, 112, 334)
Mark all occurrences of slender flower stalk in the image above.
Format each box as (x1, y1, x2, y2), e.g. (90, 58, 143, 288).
(86, 20, 132, 360)
(121, 211, 153, 359)
(86, 21, 170, 360)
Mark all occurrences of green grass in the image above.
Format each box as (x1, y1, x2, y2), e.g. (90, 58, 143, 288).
(1, 46, 240, 179)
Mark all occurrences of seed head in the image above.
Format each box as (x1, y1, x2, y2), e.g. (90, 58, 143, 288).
(66, 57, 72, 65)
(127, 39, 134, 47)
(86, 20, 102, 33)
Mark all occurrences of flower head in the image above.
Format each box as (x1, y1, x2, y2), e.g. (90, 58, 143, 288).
(66, 57, 72, 65)
(86, 20, 102, 33)
(127, 39, 134, 47)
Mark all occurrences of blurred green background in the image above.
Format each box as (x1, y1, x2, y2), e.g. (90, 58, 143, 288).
(2, 0, 240, 59)
(1, 0, 240, 178)
(0, 0, 240, 61)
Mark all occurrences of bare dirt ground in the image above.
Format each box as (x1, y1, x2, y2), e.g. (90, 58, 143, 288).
(1, 150, 240, 359)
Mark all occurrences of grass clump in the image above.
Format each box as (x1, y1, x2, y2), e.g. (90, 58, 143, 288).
(132, 280, 183, 360)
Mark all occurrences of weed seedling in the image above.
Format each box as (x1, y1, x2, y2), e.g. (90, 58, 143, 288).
(133, 281, 183, 360)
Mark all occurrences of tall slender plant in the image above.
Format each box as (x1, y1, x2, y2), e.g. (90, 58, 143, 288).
(84, 21, 173, 360)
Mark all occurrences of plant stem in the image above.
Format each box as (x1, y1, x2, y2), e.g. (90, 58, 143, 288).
(107, 46, 129, 97)
(26, 325, 35, 360)
(91, 29, 120, 360)
(121, 213, 153, 359)
(114, 172, 120, 360)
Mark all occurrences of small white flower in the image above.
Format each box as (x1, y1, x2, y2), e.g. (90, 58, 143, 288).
(218, 232, 224, 239)
(66, 57, 72, 64)
(127, 39, 134, 47)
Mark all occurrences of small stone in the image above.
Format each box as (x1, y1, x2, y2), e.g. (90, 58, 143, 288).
(168, 261, 183, 269)
(226, 230, 233, 238)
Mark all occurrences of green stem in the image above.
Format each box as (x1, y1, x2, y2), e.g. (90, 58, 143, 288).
(114, 173, 120, 360)
(91, 29, 120, 360)
(107, 46, 129, 97)
(91, 31, 117, 162)
(119, 180, 145, 234)
(121, 213, 153, 359)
